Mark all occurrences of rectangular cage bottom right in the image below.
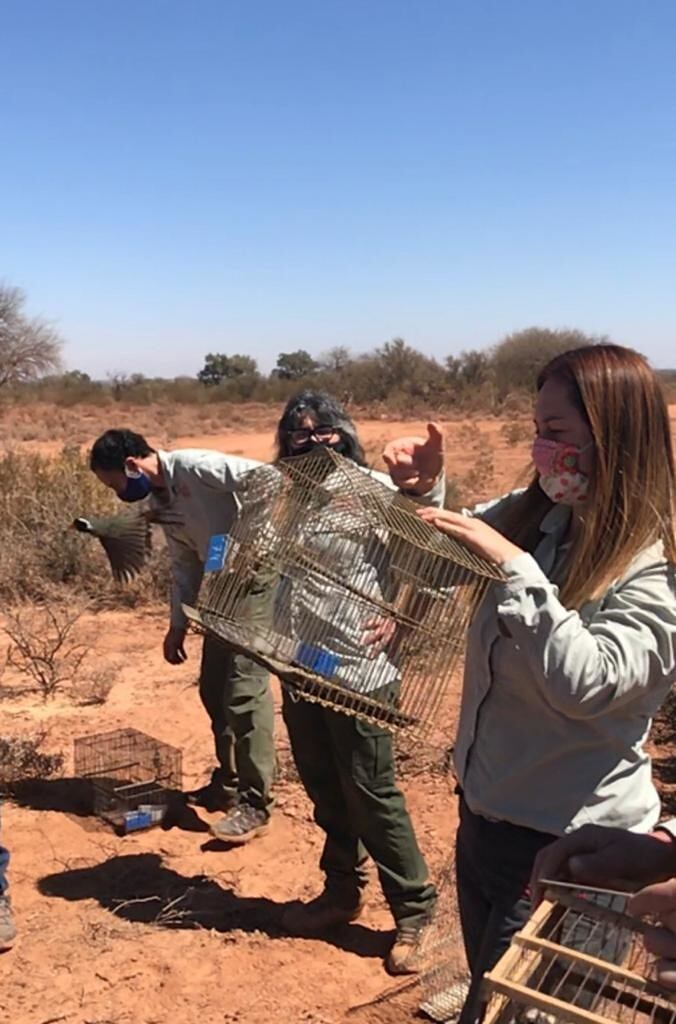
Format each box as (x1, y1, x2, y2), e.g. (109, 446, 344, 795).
(482, 881, 676, 1024)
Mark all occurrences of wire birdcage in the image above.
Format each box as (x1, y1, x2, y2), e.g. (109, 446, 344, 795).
(418, 853, 471, 1022)
(184, 448, 503, 739)
(482, 880, 676, 1024)
(73, 728, 182, 831)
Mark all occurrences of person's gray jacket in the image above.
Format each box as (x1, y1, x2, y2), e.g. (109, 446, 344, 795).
(455, 491, 676, 836)
(151, 449, 261, 630)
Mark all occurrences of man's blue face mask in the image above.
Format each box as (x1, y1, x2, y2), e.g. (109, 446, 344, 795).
(118, 468, 152, 502)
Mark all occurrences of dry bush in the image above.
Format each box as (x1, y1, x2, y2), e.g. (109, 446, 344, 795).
(443, 475, 466, 511)
(460, 432, 496, 505)
(461, 457, 495, 506)
(71, 661, 121, 706)
(0, 733, 64, 793)
(0, 446, 170, 605)
(3, 597, 121, 704)
(4, 599, 90, 700)
(500, 420, 532, 445)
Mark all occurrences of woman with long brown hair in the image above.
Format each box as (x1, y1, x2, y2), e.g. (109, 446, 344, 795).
(394, 343, 676, 1022)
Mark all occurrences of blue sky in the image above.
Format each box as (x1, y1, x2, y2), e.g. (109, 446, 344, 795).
(2, 0, 675, 377)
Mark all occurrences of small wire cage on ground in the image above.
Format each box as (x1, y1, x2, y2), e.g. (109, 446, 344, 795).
(73, 728, 182, 832)
(185, 448, 503, 741)
(482, 879, 676, 1024)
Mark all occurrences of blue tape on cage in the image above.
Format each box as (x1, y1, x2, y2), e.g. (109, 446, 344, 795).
(205, 534, 230, 572)
(295, 643, 339, 678)
(123, 810, 153, 833)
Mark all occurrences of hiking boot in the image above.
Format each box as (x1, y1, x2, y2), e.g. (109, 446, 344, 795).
(385, 919, 429, 975)
(184, 782, 237, 813)
(0, 895, 17, 952)
(209, 803, 270, 845)
(282, 890, 365, 935)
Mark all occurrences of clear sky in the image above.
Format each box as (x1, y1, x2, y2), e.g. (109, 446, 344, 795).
(2, 0, 675, 377)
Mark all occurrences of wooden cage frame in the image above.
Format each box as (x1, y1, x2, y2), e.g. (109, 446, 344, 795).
(483, 881, 676, 1024)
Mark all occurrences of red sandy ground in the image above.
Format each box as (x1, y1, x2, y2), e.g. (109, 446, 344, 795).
(1, 411, 674, 1024)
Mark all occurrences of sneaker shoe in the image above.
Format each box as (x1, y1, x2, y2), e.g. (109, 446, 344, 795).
(184, 782, 237, 813)
(385, 919, 429, 975)
(209, 804, 270, 845)
(282, 890, 365, 934)
(0, 895, 17, 952)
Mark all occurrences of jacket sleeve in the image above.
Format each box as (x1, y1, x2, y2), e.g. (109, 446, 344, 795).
(163, 530, 204, 630)
(495, 552, 676, 719)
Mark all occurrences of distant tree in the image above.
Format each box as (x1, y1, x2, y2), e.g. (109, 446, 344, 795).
(273, 349, 319, 380)
(445, 349, 492, 390)
(0, 285, 62, 388)
(491, 327, 605, 399)
(372, 337, 442, 400)
(198, 352, 259, 386)
(60, 369, 92, 386)
(107, 372, 132, 400)
(319, 345, 352, 373)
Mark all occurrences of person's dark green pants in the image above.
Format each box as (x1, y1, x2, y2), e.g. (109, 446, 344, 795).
(199, 636, 275, 812)
(282, 688, 436, 926)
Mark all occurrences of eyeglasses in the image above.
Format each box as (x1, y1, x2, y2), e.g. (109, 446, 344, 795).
(287, 424, 337, 447)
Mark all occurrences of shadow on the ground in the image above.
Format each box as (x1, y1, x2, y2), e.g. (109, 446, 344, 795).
(9, 779, 210, 833)
(38, 852, 389, 959)
(9, 777, 94, 816)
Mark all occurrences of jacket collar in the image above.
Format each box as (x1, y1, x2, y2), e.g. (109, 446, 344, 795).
(539, 501, 572, 538)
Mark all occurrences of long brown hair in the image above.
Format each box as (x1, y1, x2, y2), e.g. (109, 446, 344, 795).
(497, 344, 676, 608)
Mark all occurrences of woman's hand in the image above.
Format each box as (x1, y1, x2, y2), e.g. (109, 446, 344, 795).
(417, 506, 523, 565)
(382, 422, 445, 495)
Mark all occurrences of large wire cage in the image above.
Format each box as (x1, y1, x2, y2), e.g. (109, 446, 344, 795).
(482, 880, 676, 1024)
(184, 447, 503, 740)
(73, 728, 182, 830)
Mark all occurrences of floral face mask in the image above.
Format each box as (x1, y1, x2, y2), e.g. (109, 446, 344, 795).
(532, 437, 592, 505)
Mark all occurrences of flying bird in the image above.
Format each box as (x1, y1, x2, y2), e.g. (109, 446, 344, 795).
(72, 510, 153, 583)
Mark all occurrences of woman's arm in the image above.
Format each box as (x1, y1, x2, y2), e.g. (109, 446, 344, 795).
(417, 507, 676, 717)
(493, 552, 676, 717)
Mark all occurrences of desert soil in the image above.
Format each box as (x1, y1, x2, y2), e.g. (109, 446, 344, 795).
(1, 410, 675, 1024)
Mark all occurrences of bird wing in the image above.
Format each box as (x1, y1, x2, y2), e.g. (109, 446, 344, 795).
(81, 511, 152, 583)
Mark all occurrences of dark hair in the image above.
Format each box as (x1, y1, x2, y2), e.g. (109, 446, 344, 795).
(89, 429, 155, 471)
(275, 390, 366, 465)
